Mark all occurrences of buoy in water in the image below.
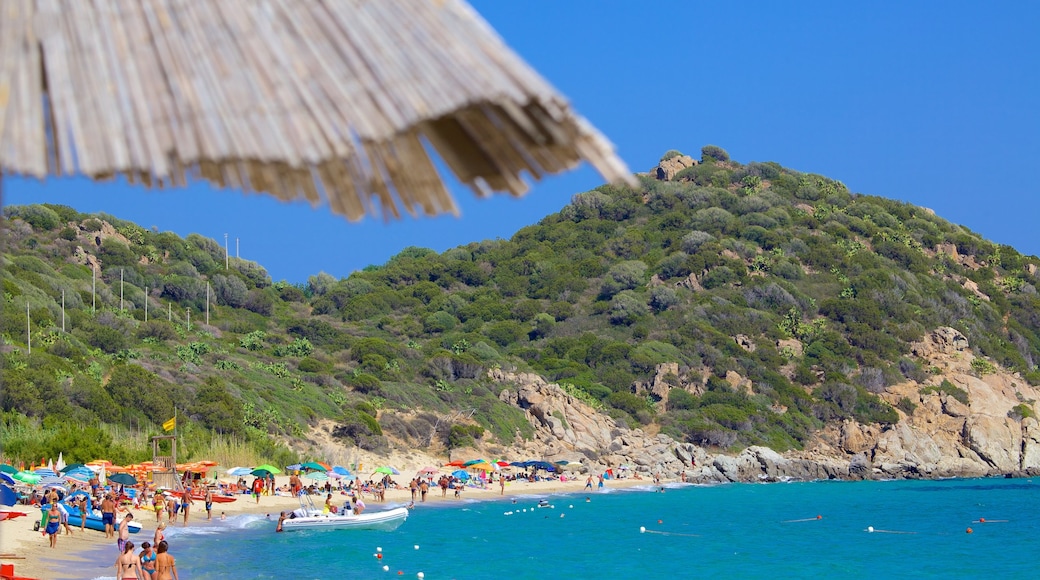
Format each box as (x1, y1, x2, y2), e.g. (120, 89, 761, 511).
(966, 527, 973, 534)
(867, 526, 875, 533)
(377, 554, 383, 560)
(418, 573, 425, 579)
(979, 518, 986, 523)
(817, 515, 822, 520)
(377, 547, 383, 553)
(560, 513, 565, 518)
(640, 526, 646, 533)
(414, 545, 419, 550)
(383, 565, 389, 571)
(657, 519, 663, 524)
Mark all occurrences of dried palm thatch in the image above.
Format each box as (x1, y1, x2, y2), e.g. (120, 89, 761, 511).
(0, 0, 633, 220)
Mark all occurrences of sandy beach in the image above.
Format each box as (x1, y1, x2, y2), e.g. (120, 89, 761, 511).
(1, 468, 655, 579)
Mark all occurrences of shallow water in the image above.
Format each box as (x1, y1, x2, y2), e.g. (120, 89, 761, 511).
(78, 477, 1039, 579)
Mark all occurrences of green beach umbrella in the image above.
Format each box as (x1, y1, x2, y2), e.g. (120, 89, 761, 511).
(13, 471, 41, 484)
(251, 464, 281, 477)
(0, 465, 18, 475)
(300, 462, 328, 472)
(59, 463, 87, 474)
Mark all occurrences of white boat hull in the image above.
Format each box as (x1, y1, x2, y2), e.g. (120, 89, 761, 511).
(281, 507, 408, 532)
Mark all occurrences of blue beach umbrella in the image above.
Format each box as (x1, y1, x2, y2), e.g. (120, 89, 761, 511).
(331, 466, 351, 476)
(0, 473, 14, 486)
(227, 467, 252, 477)
(0, 484, 19, 506)
(33, 468, 57, 477)
(451, 470, 470, 481)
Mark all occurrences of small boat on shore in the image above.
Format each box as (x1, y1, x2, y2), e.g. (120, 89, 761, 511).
(279, 495, 408, 532)
(281, 506, 409, 531)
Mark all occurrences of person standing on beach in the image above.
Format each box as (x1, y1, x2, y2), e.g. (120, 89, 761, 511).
(500, 477, 505, 495)
(114, 540, 140, 580)
(419, 479, 429, 502)
(117, 513, 134, 553)
(252, 477, 263, 504)
(44, 502, 61, 548)
(585, 475, 594, 490)
(155, 540, 178, 580)
(409, 478, 418, 502)
(204, 487, 213, 520)
(78, 496, 88, 531)
(598, 474, 605, 490)
(181, 490, 193, 526)
(101, 493, 117, 539)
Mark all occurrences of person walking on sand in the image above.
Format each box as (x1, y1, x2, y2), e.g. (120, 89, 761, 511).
(204, 487, 214, 520)
(598, 474, 605, 490)
(101, 493, 117, 539)
(44, 502, 61, 548)
(155, 541, 178, 580)
(585, 475, 593, 491)
(419, 479, 429, 502)
(115, 540, 141, 580)
(117, 513, 134, 553)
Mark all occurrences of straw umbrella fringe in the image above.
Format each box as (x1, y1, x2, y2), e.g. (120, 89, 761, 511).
(0, 0, 634, 221)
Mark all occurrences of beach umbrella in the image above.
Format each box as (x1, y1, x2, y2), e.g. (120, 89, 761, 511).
(0, 465, 17, 475)
(286, 464, 303, 472)
(417, 467, 439, 475)
(0, 1, 633, 224)
(0, 473, 14, 486)
(331, 466, 352, 477)
(372, 466, 394, 476)
(467, 461, 493, 471)
(33, 468, 57, 477)
(108, 473, 138, 486)
(59, 463, 87, 474)
(227, 467, 253, 477)
(451, 470, 470, 481)
(251, 464, 281, 477)
(300, 462, 328, 472)
(55, 453, 65, 472)
(444, 460, 467, 468)
(12, 471, 40, 485)
(0, 484, 19, 507)
(308, 472, 329, 482)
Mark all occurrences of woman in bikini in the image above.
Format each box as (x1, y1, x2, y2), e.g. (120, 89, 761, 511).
(44, 503, 61, 548)
(114, 540, 141, 580)
(153, 521, 166, 549)
(139, 541, 157, 579)
(155, 540, 178, 580)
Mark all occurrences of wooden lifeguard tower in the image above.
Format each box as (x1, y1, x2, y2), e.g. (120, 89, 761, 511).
(151, 435, 183, 491)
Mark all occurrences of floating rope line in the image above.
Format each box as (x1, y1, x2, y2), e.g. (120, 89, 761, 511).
(639, 526, 700, 537)
(866, 526, 916, 535)
(782, 515, 823, 523)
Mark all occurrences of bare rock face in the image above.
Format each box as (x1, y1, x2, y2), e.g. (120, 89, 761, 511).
(1021, 418, 1040, 470)
(653, 155, 697, 181)
(840, 420, 877, 454)
(776, 338, 803, 358)
(965, 415, 1023, 472)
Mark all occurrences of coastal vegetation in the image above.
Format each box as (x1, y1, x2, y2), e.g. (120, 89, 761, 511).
(3, 147, 1040, 464)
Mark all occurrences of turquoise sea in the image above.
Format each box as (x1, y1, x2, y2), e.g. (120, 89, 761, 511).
(73, 477, 1038, 579)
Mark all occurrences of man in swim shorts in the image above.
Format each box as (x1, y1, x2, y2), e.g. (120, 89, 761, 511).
(101, 493, 117, 539)
(117, 513, 134, 553)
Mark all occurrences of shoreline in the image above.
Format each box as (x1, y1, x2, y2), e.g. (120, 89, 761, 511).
(2, 474, 654, 579)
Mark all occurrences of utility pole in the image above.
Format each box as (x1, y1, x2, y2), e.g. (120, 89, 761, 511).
(26, 302, 30, 355)
(145, 287, 149, 321)
(206, 283, 210, 326)
(92, 263, 96, 313)
(236, 237, 239, 259)
(61, 290, 65, 332)
(120, 268, 124, 311)
(224, 233, 229, 270)
(186, 308, 191, 330)
(168, 303, 172, 322)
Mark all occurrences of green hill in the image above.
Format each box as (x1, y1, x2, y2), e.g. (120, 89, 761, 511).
(3, 145, 1039, 466)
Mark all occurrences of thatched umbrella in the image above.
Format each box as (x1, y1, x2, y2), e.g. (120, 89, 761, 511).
(0, 0, 633, 221)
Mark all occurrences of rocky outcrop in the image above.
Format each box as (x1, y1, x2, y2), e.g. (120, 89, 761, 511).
(487, 323, 1040, 484)
(652, 155, 697, 181)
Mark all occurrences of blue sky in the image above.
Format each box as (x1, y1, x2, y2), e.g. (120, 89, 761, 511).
(5, 1, 1038, 283)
